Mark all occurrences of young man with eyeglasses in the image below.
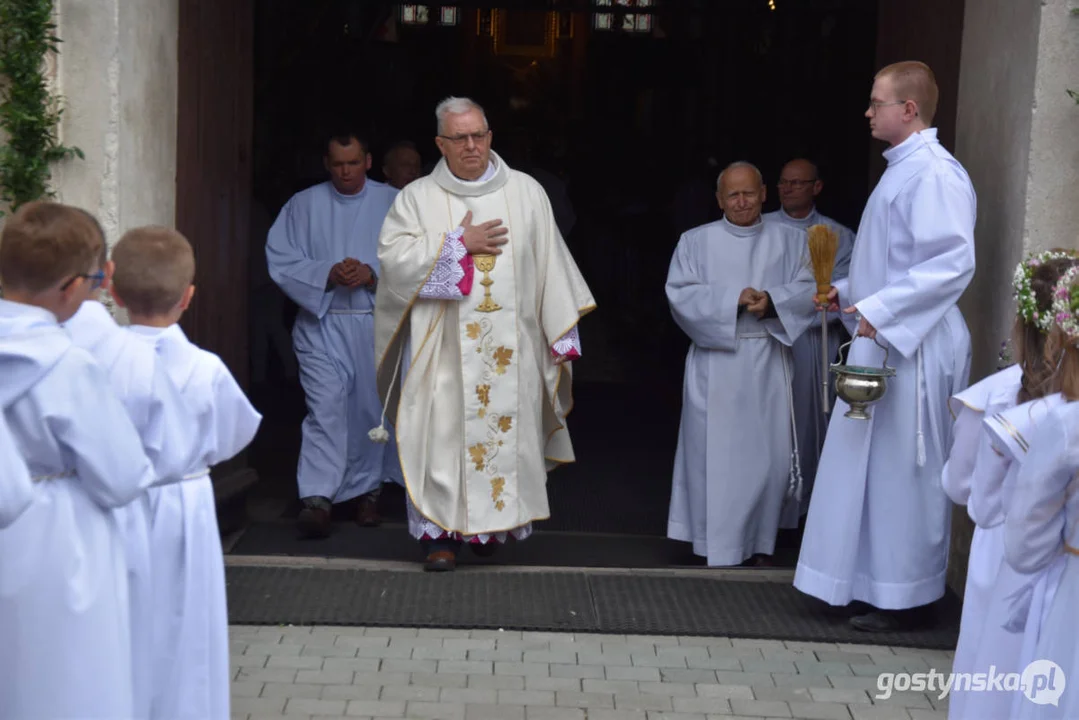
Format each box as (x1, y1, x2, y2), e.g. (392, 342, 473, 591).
(764, 159, 855, 527)
(794, 61, 977, 632)
(267, 129, 404, 538)
(373, 96, 595, 571)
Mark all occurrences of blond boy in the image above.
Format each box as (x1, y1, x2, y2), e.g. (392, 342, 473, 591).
(111, 225, 262, 719)
(64, 211, 202, 718)
(0, 201, 156, 719)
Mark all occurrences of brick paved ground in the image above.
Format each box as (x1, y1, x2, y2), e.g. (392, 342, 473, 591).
(229, 625, 953, 720)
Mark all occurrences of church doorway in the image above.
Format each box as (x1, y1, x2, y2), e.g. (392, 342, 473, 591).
(196, 0, 959, 567)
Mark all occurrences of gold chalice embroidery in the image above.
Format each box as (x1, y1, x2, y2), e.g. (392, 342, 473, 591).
(473, 254, 502, 313)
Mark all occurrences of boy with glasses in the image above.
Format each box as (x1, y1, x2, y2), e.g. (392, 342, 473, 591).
(0, 201, 157, 719)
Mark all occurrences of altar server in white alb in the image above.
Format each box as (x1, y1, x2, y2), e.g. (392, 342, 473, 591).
(63, 214, 202, 720)
(764, 158, 855, 523)
(0, 201, 158, 720)
(794, 61, 977, 632)
(267, 130, 402, 538)
(942, 253, 1076, 720)
(0, 415, 33, 529)
(374, 97, 595, 572)
(107, 225, 261, 720)
(666, 161, 817, 568)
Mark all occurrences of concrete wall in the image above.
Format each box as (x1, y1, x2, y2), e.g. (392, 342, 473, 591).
(1025, 0, 1079, 256)
(947, 0, 1079, 596)
(51, 0, 179, 247)
(955, 0, 1042, 384)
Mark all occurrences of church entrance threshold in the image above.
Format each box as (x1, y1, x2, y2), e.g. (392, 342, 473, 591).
(235, 356, 805, 569)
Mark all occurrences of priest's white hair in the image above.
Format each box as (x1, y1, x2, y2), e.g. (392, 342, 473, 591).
(716, 161, 763, 189)
(436, 97, 489, 134)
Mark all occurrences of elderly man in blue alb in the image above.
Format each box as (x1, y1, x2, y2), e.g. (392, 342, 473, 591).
(764, 158, 856, 525)
(666, 161, 817, 570)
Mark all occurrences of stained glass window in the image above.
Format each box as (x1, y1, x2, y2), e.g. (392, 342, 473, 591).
(593, 0, 653, 33)
(401, 5, 457, 26)
(401, 5, 428, 24)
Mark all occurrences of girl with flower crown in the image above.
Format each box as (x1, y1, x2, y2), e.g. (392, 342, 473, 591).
(943, 249, 1077, 720)
(1003, 263, 1079, 719)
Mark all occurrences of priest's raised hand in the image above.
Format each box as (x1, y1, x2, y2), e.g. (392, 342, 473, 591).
(459, 210, 508, 255)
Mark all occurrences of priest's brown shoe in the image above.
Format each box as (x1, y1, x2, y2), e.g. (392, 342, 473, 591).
(424, 550, 457, 572)
(297, 506, 331, 539)
(357, 494, 381, 527)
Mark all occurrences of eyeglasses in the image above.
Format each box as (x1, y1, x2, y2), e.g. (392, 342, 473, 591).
(438, 131, 491, 145)
(867, 100, 907, 112)
(778, 179, 817, 189)
(60, 270, 106, 291)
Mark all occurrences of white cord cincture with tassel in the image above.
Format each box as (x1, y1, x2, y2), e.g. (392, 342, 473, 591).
(369, 340, 405, 444)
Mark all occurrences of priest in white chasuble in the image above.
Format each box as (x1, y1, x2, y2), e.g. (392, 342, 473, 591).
(764, 159, 855, 526)
(666, 161, 817, 568)
(794, 61, 976, 633)
(374, 97, 595, 572)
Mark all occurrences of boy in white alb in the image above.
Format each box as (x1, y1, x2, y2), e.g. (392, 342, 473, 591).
(110, 225, 262, 720)
(0, 415, 34, 528)
(64, 212, 202, 719)
(0, 201, 158, 719)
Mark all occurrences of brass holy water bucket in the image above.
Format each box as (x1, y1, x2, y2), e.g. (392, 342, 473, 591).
(830, 336, 896, 420)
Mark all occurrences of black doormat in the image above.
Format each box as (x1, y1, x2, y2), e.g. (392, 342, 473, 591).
(225, 564, 961, 650)
(228, 520, 804, 569)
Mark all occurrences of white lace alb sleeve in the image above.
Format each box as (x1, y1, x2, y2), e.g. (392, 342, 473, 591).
(418, 228, 474, 300)
(551, 325, 582, 359)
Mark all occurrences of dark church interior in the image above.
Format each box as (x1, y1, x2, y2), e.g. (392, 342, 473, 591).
(234, 0, 880, 567)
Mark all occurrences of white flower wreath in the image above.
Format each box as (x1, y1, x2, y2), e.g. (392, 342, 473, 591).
(1051, 264, 1079, 343)
(1013, 249, 1079, 333)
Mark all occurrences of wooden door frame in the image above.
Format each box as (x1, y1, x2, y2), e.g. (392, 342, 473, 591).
(175, 0, 258, 530)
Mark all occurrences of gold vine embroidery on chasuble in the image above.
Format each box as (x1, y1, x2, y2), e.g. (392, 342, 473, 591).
(466, 317, 516, 511)
(490, 476, 506, 511)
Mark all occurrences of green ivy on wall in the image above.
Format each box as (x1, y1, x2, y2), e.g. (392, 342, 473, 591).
(0, 0, 82, 215)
